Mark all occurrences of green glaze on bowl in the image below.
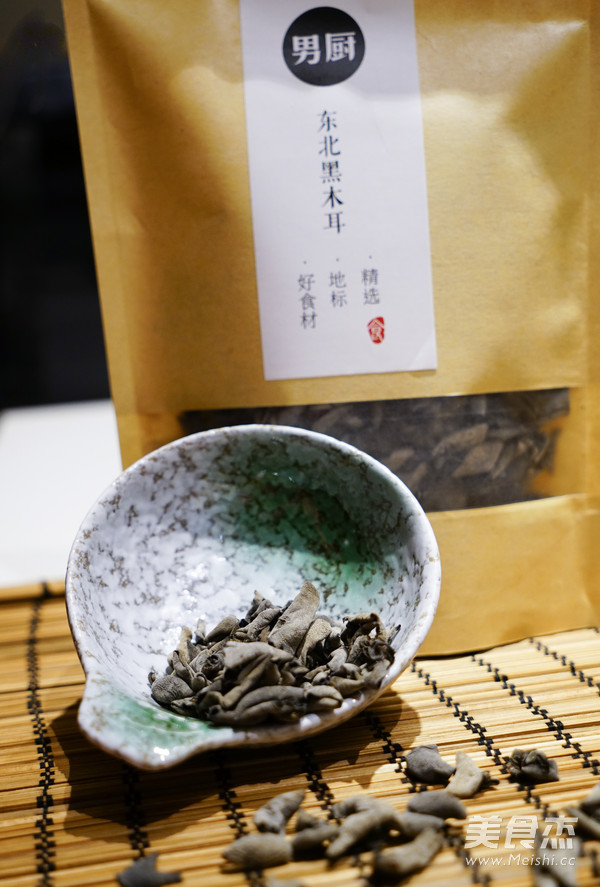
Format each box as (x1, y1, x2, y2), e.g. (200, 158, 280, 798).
(66, 425, 440, 769)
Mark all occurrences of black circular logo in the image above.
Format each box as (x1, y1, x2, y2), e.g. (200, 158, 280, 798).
(283, 7, 365, 87)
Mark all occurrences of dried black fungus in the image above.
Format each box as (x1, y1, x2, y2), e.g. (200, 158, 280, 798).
(404, 744, 455, 785)
(579, 782, 600, 819)
(533, 869, 561, 887)
(149, 583, 395, 728)
(254, 789, 306, 833)
(407, 790, 467, 820)
(205, 614, 239, 644)
(446, 750, 494, 798)
(291, 822, 339, 856)
(221, 833, 292, 871)
(149, 674, 193, 706)
(268, 581, 320, 655)
(532, 831, 580, 887)
(332, 795, 398, 820)
(341, 612, 388, 646)
(117, 853, 182, 887)
(507, 749, 559, 784)
(295, 809, 325, 831)
(394, 811, 444, 838)
(565, 805, 600, 840)
(566, 785, 600, 844)
(219, 765, 486, 883)
(183, 388, 570, 511)
(326, 798, 405, 859)
(235, 606, 282, 642)
(371, 827, 444, 882)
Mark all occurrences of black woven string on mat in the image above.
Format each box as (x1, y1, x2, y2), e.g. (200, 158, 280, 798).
(528, 635, 600, 697)
(207, 635, 600, 884)
(213, 750, 250, 840)
(473, 642, 600, 873)
(295, 739, 370, 879)
(121, 763, 151, 856)
(29, 588, 153, 882)
(27, 585, 56, 887)
(295, 739, 340, 820)
(411, 660, 509, 774)
(20, 601, 598, 886)
(362, 709, 410, 787)
(472, 651, 600, 776)
(413, 646, 600, 872)
(212, 750, 261, 887)
(362, 705, 494, 885)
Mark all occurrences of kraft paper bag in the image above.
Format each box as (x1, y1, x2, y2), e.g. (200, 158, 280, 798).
(62, 0, 600, 653)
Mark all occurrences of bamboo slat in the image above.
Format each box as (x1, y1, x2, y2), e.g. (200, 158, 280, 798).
(0, 586, 598, 886)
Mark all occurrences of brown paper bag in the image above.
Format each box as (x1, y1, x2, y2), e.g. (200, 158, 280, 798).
(62, 0, 600, 653)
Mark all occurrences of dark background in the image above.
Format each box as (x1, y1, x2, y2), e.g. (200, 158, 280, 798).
(0, 0, 110, 408)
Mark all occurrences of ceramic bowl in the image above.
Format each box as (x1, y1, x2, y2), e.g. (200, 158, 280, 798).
(66, 425, 440, 769)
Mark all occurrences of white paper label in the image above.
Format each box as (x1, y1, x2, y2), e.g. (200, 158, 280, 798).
(239, 0, 436, 381)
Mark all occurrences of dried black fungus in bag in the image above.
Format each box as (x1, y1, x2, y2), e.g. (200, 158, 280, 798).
(182, 389, 569, 512)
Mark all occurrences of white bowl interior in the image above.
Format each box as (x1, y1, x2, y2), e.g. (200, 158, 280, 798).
(66, 425, 440, 767)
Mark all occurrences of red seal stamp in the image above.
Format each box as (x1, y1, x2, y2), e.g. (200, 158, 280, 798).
(367, 316, 385, 344)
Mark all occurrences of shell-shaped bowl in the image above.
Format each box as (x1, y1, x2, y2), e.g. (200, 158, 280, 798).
(65, 424, 440, 769)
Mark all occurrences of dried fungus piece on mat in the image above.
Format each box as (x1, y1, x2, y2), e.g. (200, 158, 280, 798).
(254, 789, 306, 833)
(565, 805, 600, 840)
(507, 749, 558, 785)
(331, 795, 399, 820)
(404, 744, 454, 786)
(407, 790, 467, 820)
(579, 782, 600, 819)
(326, 810, 389, 859)
(394, 811, 444, 838)
(446, 750, 495, 798)
(533, 872, 562, 887)
(532, 832, 581, 887)
(291, 821, 339, 856)
(371, 827, 444, 882)
(566, 784, 600, 840)
(221, 832, 292, 872)
(295, 808, 326, 831)
(117, 853, 182, 887)
(326, 797, 405, 859)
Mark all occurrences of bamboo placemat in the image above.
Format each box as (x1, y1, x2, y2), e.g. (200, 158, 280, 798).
(2, 583, 600, 887)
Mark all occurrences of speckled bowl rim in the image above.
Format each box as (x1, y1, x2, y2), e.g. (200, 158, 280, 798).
(65, 424, 441, 769)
